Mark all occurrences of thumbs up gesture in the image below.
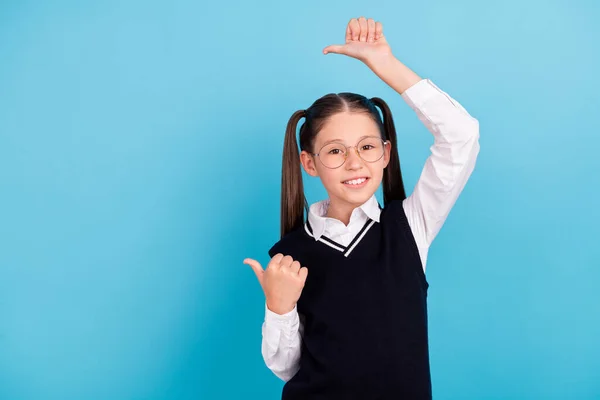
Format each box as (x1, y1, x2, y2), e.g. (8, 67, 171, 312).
(323, 17, 392, 68)
(244, 254, 308, 315)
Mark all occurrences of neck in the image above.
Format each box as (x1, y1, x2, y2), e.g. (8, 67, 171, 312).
(325, 197, 363, 226)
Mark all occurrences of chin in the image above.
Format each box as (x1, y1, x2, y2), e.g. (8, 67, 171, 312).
(326, 177, 378, 204)
(339, 187, 375, 205)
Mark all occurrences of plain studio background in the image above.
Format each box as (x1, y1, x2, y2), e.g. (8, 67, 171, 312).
(0, 0, 598, 399)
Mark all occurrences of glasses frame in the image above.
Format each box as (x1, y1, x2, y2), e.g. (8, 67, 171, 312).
(311, 136, 389, 169)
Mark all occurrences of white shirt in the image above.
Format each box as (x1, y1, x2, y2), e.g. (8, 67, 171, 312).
(261, 78, 480, 382)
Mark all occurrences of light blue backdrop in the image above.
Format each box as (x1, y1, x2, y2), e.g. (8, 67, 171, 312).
(1, 0, 598, 399)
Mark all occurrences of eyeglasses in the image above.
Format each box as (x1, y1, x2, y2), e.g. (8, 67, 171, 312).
(312, 136, 389, 169)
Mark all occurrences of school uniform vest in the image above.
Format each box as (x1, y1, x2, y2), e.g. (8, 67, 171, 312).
(268, 199, 432, 400)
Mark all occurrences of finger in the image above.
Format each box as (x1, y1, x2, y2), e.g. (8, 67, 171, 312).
(298, 266, 308, 283)
(243, 258, 264, 284)
(349, 18, 360, 41)
(280, 255, 294, 269)
(367, 18, 376, 43)
(323, 44, 346, 55)
(289, 260, 301, 274)
(267, 253, 284, 270)
(375, 21, 383, 40)
(358, 16, 367, 42)
(345, 23, 351, 43)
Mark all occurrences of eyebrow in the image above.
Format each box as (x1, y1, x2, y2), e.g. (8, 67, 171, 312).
(321, 135, 375, 147)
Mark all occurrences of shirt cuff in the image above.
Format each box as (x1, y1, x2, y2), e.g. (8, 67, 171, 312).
(401, 78, 447, 110)
(265, 302, 299, 328)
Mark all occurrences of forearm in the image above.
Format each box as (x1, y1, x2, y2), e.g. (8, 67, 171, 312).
(368, 55, 422, 95)
(262, 302, 302, 381)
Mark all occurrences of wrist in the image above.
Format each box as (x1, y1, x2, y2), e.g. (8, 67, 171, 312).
(266, 300, 296, 315)
(365, 52, 397, 73)
(368, 55, 422, 95)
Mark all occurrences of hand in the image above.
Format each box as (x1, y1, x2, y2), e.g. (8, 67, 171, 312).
(322, 17, 393, 68)
(244, 253, 308, 315)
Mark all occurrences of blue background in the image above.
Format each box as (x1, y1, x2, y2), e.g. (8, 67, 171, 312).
(1, 0, 599, 399)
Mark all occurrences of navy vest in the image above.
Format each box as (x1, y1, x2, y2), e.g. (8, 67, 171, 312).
(268, 199, 432, 399)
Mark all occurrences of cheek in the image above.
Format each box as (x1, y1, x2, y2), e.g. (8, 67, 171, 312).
(317, 168, 342, 188)
(368, 163, 385, 181)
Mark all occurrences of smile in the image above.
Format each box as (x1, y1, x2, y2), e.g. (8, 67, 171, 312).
(342, 177, 369, 187)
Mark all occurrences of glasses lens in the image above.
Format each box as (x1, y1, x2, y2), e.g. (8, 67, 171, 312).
(317, 137, 385, 168)
(319, 143, 346, 168)
(357, 137, 385, 162)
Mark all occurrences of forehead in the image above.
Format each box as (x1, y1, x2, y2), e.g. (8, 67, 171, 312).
(315, 112, 379, 146)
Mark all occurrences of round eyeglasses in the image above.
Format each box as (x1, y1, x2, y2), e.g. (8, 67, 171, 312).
(311, 136, 388, 169)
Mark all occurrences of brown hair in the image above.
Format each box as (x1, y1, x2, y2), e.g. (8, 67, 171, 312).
(280, 93, 406, 238)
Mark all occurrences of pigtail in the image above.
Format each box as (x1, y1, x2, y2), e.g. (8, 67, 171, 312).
(280, 110, 309, 238)
(370, 97, 407, 206)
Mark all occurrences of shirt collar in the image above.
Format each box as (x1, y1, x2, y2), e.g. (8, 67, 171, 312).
(307, 194, 381, 241)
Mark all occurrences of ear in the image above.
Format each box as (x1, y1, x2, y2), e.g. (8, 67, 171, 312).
(383, 140, 392, 169)
(300, 150, 319, 177)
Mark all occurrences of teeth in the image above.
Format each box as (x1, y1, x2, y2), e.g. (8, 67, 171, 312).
(344, 178, 367, 185)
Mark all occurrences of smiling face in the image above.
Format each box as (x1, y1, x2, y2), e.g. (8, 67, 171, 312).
(300, 111, 391, 219)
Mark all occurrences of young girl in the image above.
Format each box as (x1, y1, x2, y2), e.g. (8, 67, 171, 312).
(244, 16, 480, 399)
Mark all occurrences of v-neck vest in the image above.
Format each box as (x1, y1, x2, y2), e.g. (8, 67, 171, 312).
(268, 199, 431, 399)
(305, 211, 378, 257)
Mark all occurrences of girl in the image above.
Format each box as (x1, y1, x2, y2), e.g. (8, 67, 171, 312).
(244, 16, 480, 399)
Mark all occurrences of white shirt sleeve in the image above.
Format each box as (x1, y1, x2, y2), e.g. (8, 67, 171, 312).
(261, 302, 303, 381)
(400, 78, 481, 272)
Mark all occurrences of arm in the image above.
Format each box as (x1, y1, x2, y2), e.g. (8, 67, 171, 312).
(261, 302, 304, 381)
(244, 252, 307, 381)
(396, 77, 480, 272)
(322, 23, 479, 262)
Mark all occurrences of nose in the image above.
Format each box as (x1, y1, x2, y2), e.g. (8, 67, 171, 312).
(345, 146, 363, 170)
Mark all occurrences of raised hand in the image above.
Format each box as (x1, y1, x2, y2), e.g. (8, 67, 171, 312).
(322, 17, 393, 67)
(244, 253, 308, 315)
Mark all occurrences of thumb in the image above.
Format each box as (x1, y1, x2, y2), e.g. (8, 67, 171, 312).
(243, 258, 264, 286)
(323, 44, 347, 55)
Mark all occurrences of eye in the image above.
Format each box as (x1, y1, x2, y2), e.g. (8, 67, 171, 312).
(329, 149, 341, 155)
(361, 145, 374, 151)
